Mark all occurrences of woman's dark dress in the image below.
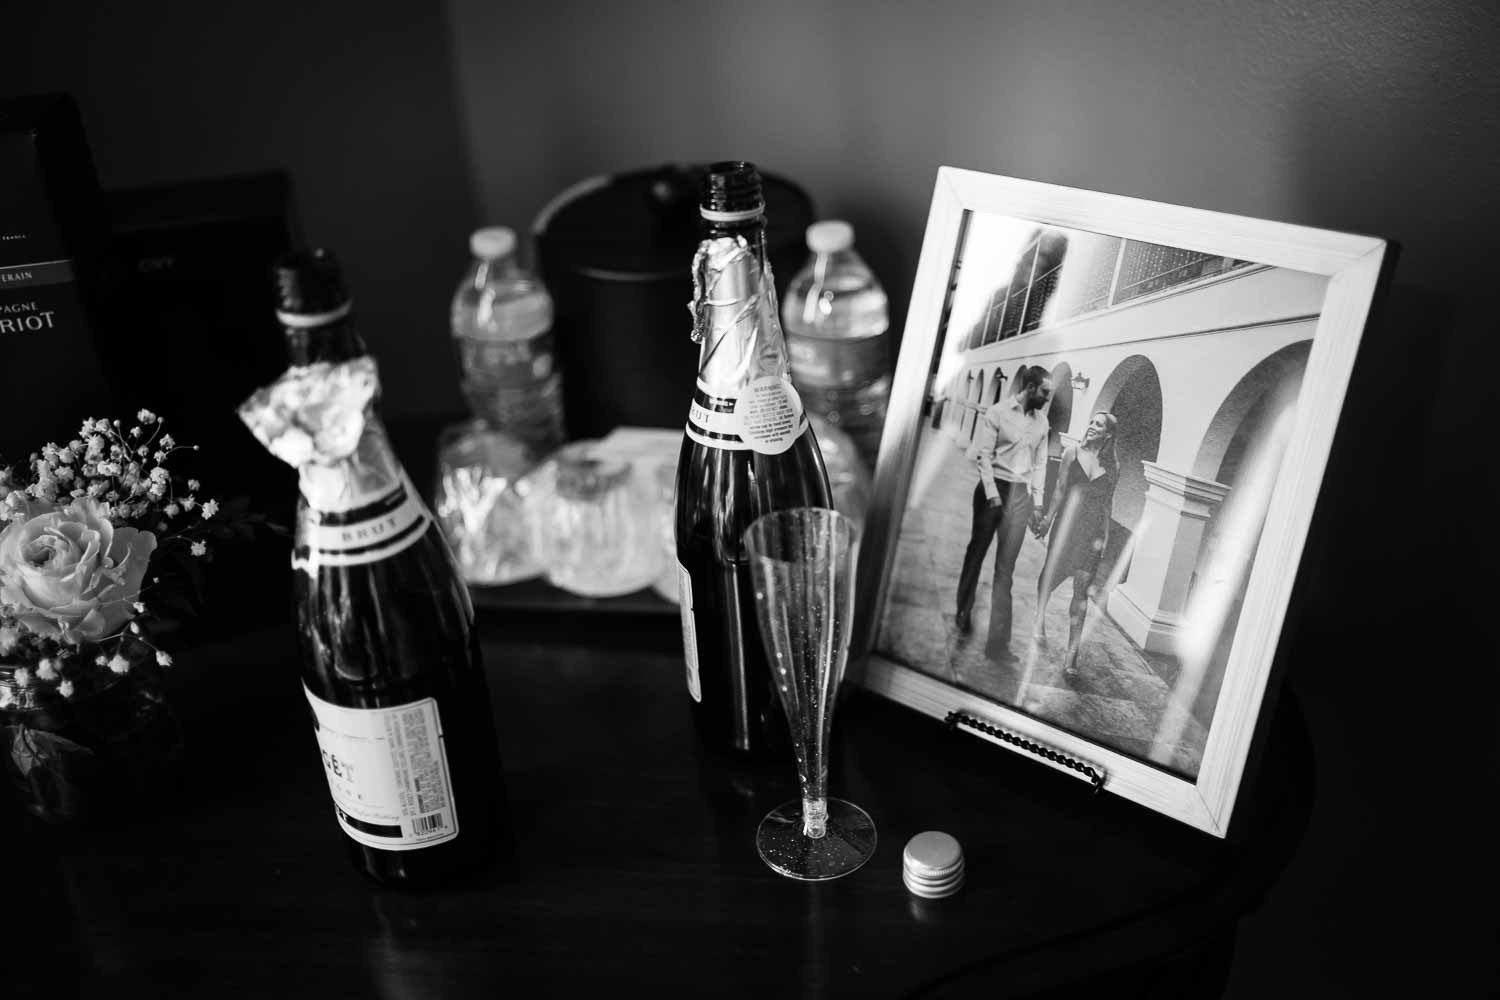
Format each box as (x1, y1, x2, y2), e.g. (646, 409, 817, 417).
(1041, 451, 1117, 588)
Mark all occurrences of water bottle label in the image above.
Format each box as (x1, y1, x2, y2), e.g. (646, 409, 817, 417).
(679, 561, 701, 702)
(304, 688, 461, 851)
(787, 332, 889, 389)
(685, 378, 808, 455)
(459, 330, 557, 389)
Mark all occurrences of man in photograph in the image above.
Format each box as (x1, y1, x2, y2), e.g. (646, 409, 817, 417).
(954, 365, 1053, 661)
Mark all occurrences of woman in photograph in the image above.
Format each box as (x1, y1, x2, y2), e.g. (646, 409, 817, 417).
(1033, 411, 1119, 673)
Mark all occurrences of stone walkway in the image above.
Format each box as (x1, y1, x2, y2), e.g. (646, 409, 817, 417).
(878, 428, 1207, 777)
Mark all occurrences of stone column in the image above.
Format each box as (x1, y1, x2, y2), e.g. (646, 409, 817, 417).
(1107, 461, 1230, 654)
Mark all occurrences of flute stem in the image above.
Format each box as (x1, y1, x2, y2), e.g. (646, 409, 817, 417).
(803, 796, 827, 839)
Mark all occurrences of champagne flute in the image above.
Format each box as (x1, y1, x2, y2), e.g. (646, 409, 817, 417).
(744, 506, 876, 881)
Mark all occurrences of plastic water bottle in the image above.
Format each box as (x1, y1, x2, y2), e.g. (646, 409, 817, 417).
(781, 220, 891, 469)
(451, 227, 565, 458)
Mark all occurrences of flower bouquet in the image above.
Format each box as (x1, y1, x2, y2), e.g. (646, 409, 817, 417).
(0, 410, 267, 824)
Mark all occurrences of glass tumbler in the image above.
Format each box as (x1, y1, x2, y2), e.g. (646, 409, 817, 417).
(541, 442, 661, 597)
(433, 421, 541, 585)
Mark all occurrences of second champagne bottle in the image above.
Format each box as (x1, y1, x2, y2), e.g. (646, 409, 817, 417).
(239, 249, 507, 887)
(674, 162, 833, 762)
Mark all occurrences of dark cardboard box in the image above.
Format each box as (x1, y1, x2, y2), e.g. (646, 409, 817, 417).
(103, 169, 302, 517)
(0, 93, 114, 464)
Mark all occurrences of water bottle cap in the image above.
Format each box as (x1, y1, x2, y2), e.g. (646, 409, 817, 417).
(806, 220, 854, 254)
(470, 226, 518, 260)
(902, 831, 966, 898)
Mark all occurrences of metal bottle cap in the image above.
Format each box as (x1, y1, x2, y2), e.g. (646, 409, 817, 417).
(902, 831, 965, 899)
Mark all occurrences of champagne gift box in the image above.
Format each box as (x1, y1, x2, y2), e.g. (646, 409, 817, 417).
(0, 93, 115, 464)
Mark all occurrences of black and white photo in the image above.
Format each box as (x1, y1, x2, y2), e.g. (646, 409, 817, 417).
(856, 168, 1388, 835)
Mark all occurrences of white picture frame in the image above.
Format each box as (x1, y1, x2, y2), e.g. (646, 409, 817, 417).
(853, 167, 1389, 837)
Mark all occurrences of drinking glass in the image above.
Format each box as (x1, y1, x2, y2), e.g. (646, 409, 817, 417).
(743, 507, 876, 881)
(540, 442, 661, 597)
(433, 421, 540, 585)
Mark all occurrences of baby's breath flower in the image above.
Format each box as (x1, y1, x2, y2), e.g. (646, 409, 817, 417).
(156, 650, 173, 667)
(191, 541, 208, 557)
(187, 479, 200, 492)
(182, 498, 196, 511)
(36, 659, 59, 682)
(133, 602, 147, 614)
(153, 451, 166, 463)
(97, 461, 121, 476)
(86, 434, 105, 457)
(201, 499, 220, 519)
(149, 466, 169, 484)
(58, 679, 75, 698)
(0, 687, 13, 709)
(164, 502, 180, 518)
(159, 434, 175, 450)
(14, 666, 33, 687)
(137, 409, 157, 424)
(108, 654, 130, 675)
(95, 654, 109, 666)
(130, 426, 143, 439)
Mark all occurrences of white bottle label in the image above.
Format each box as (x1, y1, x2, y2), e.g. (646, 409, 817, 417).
(679, 561, 701, 703)
(685, 377, 808, 455)
(734, 375, 805, 455)
(295, 470, 432, 576)
(304, 687, 460, 851)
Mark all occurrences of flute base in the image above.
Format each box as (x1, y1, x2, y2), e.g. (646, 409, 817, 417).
(756, 797, 877, 881)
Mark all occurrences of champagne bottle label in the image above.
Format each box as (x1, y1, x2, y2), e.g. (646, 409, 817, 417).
(300, 470, 431, 569)
(304, 687, 460, 851)
(685, 377, 808, 455)
(678, 561, 701, 702)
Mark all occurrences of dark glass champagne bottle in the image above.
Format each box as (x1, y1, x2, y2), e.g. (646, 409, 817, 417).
(239, 249, 504, 886)
(675, 162, 833, 761)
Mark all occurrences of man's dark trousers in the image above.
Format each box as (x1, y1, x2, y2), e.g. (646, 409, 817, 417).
(955, 478, 1033, 653)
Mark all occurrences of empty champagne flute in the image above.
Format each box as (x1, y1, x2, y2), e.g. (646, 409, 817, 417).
(744, 506, 876, 881)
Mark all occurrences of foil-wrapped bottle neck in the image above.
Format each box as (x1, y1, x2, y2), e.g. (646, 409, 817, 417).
(690, 234, 789, 393)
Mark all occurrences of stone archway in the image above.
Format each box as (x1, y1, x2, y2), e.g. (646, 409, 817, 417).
(961, 370, 977, 440)
(1177, 340, 1312, 728)
(1192, 341, 1312, 482)
(1092, 355, 1163, 539)
(989, 366, 1007, 405)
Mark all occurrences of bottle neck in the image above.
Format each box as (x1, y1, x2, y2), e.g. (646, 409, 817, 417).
(691, 213, 786, 395)
(473, 254, 518, 286)
(283, 313, 367, 367)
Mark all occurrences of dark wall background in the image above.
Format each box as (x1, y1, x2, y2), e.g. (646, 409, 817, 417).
(9, 0, 1498, 993)
(3, 2, 475, 420)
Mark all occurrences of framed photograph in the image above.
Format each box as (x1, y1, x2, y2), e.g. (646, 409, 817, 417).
(854, 167, 1389, 836)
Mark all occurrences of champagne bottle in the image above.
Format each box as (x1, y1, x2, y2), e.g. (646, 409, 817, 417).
(675, 162, 833, 760)
(239, 249, 504, 886)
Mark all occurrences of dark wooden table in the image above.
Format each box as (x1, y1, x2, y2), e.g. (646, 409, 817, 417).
(5, 609, 1311, 998)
